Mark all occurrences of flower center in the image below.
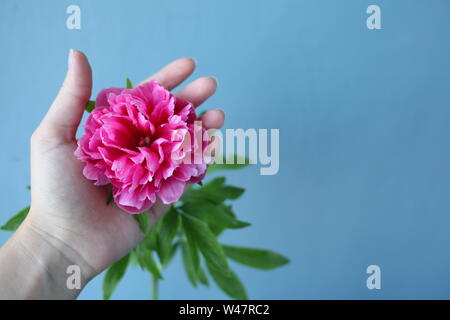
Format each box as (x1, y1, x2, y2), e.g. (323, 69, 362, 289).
(138, 136, 152, 147)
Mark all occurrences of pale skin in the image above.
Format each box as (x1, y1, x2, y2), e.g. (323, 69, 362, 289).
(0, 50, 225, 299)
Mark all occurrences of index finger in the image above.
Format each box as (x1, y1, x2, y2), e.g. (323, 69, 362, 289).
(138, 57, 196, 90)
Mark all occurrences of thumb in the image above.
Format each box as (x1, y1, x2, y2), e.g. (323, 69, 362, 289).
(37, 49, 92, 143)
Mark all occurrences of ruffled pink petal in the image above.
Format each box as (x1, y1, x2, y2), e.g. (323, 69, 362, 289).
(83, 162, 109, 186)
(157, 178, 185, 204)
(95, 88, 123, 109)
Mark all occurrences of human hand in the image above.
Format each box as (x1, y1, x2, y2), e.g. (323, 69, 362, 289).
(0, 50, 224, 299)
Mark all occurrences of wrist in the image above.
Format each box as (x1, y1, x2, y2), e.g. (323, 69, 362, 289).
(0, 212, 96, 299)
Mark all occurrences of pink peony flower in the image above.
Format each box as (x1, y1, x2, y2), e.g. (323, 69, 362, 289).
(75, 80, 210, 214)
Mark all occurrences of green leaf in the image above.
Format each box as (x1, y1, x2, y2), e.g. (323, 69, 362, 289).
(85, 100, 95, 113)
(181, 215, 230, 276)
(133, 211, 149, 234)
(205, 176, 225, 188)
(103, 253, 130, 300)
(129, 249, 139, 267)
(180, 188, 209, 204)
(181, 177, 245, 205)
(142, 223, 159, 250)
(208, 205, 247, 236)
(156, 207, 180, 264)
(126, 77, 133, 89)
(182, 202, 250, 230)
(197, 265, 209, 286)
(181, 241, 209, 287)
(136, 245, 163, 280)
(223, 245, 290, 270)
(206, 261, 248, 300)
(221, 186, 245, 200)
(209, 224, 226, 237)
(203, 177, 245, 200)
(181, 242, 198, 287)
(162, 241, 179, 268)
(1, 206, 30, 231)
(183, 221, 200, 273)
(207, 154, 251, 174)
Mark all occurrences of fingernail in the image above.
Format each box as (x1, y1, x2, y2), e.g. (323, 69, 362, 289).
(210, 76, 219, 87)
(188, 57, 197, 66)
(68, 48, 75, 70)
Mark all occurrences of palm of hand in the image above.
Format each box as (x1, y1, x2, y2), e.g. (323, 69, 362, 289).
(30, 140, 143, 272)
(27, 52, 223, 274)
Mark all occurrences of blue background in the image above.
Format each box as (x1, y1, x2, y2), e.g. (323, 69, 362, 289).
(1, 0, 450, 299)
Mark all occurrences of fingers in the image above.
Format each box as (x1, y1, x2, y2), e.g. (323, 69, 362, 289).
(139, 57, 196, 90)
(175, 77, 217, 107)
(36, 50, 92, 143)
(139, 59, 223, 128)
(139, 58, 217, 108)
(200, 109, 225, 129)
(173, 75, 223, 128)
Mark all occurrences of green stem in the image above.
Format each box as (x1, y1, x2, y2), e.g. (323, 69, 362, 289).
(152, 274, 159, 300)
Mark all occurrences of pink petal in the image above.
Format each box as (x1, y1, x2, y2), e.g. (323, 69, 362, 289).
(158, 178, 185, 204)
